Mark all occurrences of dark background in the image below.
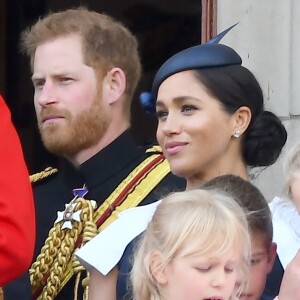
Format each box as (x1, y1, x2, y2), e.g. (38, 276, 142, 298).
(0, 0, 201, 173)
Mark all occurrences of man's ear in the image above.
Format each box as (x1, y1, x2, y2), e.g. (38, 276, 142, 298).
(149, 251, 168, 285)
(267, 242, 277, 273)
(105, 67, 126, 104)
(231, 106, 252, 136)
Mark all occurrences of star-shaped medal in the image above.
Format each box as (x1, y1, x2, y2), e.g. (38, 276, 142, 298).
(55, 203, 82, 230)
(54, 185, 89, 230)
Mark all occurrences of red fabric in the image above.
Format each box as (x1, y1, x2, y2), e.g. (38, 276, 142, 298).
(0, 95, 35, 285)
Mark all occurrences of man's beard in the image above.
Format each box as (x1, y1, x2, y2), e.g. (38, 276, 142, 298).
(37, 99, 109, 157)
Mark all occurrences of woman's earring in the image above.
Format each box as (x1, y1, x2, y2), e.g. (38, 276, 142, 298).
(233, 130, 241, 138)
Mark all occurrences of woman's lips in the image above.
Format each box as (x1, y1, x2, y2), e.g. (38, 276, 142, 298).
(164, 141, 187, 155)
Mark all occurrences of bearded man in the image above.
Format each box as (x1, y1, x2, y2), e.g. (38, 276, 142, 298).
(4, 8, 184, 300)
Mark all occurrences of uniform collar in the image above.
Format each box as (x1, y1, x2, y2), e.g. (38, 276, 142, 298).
(79, 130, 141, 189)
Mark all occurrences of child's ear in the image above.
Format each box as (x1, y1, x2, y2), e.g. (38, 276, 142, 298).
(149, 251, 168, 285)
(267, 242, 277, 273)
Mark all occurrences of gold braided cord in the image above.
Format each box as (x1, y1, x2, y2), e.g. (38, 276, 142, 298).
(60, 155, 170, 294)
(59, 153, 164, 293)
(43, 218, 81, 299)
(74, 271, 81, 300)
(31, 198, 96, 300)
(82, 275, 90, 300)
(31, 152, 170, 299)
(30, 223, 66, 287)
(30, 167, 58, 183)
(145, 145, 162, 153)
(72, 202, 97, 300)
(40, 198, 96, 299)
(36, 204, 83, 299)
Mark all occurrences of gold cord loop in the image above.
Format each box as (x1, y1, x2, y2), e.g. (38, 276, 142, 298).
(30, 198, 96, 299)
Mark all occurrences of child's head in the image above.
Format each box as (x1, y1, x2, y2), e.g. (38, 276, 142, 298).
(203, 175, 277, 300)
(131, 189, 250, 300)
(283, 142, 300, 212)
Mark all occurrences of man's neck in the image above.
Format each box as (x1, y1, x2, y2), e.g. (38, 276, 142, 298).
(66, 125, 128, 166)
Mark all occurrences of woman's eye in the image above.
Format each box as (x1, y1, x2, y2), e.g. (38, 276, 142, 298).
(182, 105, 197, 112)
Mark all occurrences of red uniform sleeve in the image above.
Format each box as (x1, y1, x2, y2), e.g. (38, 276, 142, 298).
(0, 95, 35, 285)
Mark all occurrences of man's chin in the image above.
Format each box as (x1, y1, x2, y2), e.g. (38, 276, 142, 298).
(41, 135, 69, 155)
(39, 124, 61, 138)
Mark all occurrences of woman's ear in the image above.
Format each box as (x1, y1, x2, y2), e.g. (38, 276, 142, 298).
(104, 67, 126, 104)
(232, 106, 252, 137)
(149, 251, 168, 285)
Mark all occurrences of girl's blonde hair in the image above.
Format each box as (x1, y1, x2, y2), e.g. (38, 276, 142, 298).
(131, 189, 251, 300)
(283, 142, 300, 200)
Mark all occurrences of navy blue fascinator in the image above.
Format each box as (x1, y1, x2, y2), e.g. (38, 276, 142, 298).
(140, 23, 241, 114)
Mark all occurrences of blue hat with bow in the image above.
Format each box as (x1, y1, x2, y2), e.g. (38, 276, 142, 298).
(140, 23, 241, 114)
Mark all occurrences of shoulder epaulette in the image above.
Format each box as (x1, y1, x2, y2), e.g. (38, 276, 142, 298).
(145, 145, 163, 154)
(30, 167, 58, 184)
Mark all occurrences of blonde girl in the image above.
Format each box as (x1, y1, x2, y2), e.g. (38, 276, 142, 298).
(131, 189, 251, 300)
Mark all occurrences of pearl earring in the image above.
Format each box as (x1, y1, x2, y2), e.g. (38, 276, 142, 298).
(233, 130, 241, 138)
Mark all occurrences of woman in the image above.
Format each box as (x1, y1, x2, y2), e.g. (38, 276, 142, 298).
(152, 42, 286, 188)
(76, 32, 287, 299)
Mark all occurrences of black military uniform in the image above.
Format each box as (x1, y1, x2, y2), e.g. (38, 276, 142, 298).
(6, 131, 185, 300)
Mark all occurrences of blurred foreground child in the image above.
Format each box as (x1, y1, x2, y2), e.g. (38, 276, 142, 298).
(131, 189, 251, 300)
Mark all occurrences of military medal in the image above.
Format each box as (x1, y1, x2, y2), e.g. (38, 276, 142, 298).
(54, 186, 89, 229)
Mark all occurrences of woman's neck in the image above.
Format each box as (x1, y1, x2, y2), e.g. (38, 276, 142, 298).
(186, 162, 249, 190)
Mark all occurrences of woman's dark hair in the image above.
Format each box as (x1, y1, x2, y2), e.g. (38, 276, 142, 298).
(194, 65, 287, 167)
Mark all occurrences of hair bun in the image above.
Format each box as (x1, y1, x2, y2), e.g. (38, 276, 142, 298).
(243, 111, 287, 167)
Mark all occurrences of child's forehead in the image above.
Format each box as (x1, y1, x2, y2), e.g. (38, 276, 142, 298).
(250, 230, 270, 250)
(184, 250, 240, 263)
(181, 241, 243, 260)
